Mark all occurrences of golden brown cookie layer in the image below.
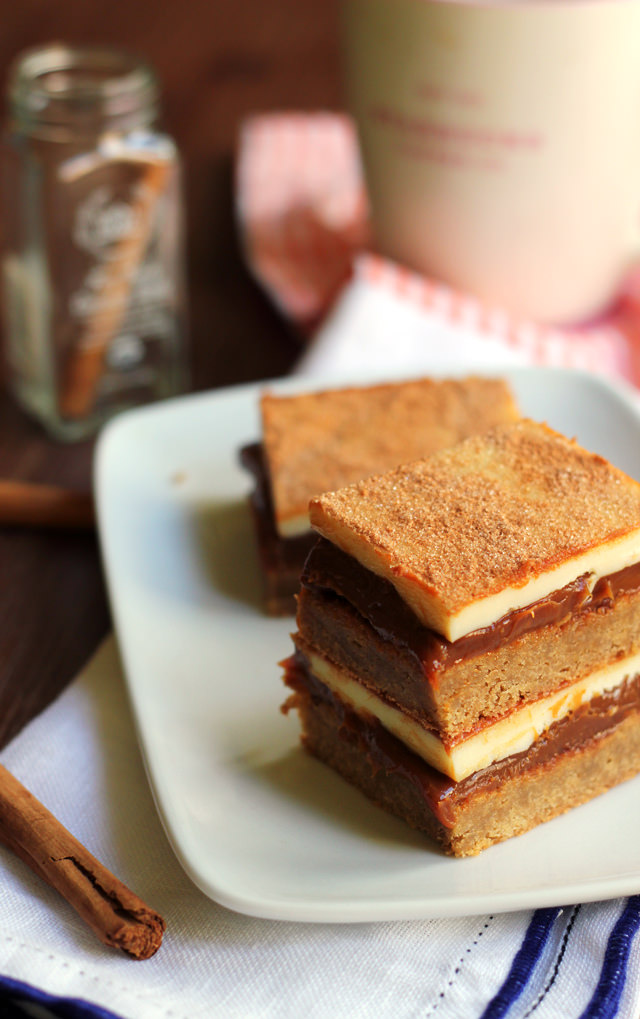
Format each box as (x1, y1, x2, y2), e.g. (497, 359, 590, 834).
(261, 375, 519, 537)
(310, 420, 640, 639)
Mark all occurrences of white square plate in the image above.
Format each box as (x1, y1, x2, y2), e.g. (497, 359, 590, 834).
(95, 365, 640, 922)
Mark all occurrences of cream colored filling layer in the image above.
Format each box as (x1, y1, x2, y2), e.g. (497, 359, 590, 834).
(311, 517, 640, 641)
(278, 512, 311, 538)
(307, 649, 640, 782)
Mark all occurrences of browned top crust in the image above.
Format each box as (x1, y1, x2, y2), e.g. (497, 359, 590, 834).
(308, 419, 640, 623)
(261, 376, 519, 532)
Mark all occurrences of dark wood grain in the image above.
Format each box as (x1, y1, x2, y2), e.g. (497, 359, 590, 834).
(0, 0, 342, 748)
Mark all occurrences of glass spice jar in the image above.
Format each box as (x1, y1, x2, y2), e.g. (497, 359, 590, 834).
(2, 44, 188, 440)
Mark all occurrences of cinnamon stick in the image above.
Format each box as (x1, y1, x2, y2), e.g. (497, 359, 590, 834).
(0, 480, 95, 529)
(0, 764, 165, 959)
(59, 158, 170, 421)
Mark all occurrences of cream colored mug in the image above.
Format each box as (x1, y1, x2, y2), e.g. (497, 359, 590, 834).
(342, 0, 640, 324)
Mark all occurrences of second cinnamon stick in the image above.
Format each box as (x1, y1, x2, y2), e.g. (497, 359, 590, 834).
(0, 763, 165, 959)
(0, 480, 95, 529)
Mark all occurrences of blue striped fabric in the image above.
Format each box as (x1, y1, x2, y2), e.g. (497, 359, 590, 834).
(479, 908, 561, 1019)
(479, 898, 640, 1019)
(0, 975, 123, 1019)
(580, 897, 640, 1019)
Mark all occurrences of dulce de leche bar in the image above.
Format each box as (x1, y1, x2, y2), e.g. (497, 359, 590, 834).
(240, 375, 519, 614)
(283, 419, 640, 855)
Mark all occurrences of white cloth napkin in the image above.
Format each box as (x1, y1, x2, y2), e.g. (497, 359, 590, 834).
(296, 254, 634, 382)
(1, 638, 639, 1019)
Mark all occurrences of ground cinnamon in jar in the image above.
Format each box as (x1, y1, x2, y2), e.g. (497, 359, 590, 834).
(2, 44, 187, 440)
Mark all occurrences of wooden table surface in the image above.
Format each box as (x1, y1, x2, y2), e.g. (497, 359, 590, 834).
(0, 0, 342, 750)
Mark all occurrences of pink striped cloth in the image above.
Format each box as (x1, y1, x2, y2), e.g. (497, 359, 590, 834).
(236, 111, 640, 385)
(236, 112, 370, 328)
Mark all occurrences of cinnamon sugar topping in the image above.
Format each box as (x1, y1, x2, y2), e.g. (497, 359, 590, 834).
(261, 376, 519, 536)
(309, 419, 640, 640)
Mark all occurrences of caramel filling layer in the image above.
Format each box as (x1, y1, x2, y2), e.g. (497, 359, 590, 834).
(240, 442, 315, 571)
(283, 653, 640, 829)
(299, 644, 640, 780)
(301, 538, 640, 680)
